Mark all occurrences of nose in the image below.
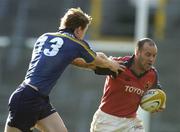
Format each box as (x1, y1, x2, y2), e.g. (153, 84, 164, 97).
(149, 57, 153, 61)
(149, 56, 155, 62)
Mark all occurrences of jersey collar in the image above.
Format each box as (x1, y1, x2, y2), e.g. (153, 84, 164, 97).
(124, 55, 149, 78)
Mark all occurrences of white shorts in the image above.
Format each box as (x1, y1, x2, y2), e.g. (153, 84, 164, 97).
(90, 109, 145, 132)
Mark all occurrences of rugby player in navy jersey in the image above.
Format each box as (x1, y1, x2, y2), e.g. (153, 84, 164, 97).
(90, 38, 166, 132)
(4, 8, 125, 132)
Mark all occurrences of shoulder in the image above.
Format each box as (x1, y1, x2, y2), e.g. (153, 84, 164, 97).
(47, 32, 90, 47)
(150, 66, 158, 73)
(148, 67, 158, 77)
(43, 32, 76, 41)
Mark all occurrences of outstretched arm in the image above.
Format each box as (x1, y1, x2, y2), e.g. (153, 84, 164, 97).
(71, 52, 126, 77)
(71, 58, 96, 70)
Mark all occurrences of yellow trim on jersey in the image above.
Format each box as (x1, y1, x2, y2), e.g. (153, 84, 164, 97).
(46, 33, 96, 59)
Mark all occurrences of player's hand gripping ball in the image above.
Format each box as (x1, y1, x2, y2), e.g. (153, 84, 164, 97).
(140, 89, 166, 112)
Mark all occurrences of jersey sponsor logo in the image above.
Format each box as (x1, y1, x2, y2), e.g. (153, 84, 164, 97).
(125, 85, 144, 96)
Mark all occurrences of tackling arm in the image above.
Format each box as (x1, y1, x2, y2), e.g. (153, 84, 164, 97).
(72, 52, 125, 77)
(71, 52, 115, 70)
(71, 58, 96, 70)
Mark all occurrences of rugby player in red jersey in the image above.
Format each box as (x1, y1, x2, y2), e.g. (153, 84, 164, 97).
(4, 8, 125, 132)
(90, 38, 166, 132)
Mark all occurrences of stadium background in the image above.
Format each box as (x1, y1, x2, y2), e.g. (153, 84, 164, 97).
(0, 0, 180, 131)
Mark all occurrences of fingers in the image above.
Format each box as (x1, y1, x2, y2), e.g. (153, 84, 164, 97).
(115, 61, 126, 73)
(109, 59, 126, 71)
(110, 66, 125, 79)
(108, 58, 127, 79)
(119, 64, 126, 72)
(110, 61, 126, 78)
(115, 60, 124, 64)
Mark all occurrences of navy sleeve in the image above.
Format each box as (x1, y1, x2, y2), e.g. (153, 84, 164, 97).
(79, 40, 96, 63)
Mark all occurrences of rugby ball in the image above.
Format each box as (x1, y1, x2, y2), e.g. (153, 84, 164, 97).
(140, 89, 166, 112)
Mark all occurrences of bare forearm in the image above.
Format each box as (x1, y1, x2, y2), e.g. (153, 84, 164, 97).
(71, 52, 111, 69)
(93, 52, 115, 69)
(71, 58, 96, 70)
(72, 52, 125, 74)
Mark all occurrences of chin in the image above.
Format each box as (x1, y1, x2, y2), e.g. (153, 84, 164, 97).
(146, 66, 152, 71)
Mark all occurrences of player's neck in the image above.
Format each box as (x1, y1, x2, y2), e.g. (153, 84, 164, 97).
(131, 61, 145, 76)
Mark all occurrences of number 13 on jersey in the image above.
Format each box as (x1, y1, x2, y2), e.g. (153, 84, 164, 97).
(35, 35, 64, 56)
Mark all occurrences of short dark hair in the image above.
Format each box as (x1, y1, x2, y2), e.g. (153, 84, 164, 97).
(59, 7, 92, 32)
(136, 38, 156, 51)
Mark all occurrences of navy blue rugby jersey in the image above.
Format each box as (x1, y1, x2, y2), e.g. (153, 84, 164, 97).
(24, 31, 96, 96)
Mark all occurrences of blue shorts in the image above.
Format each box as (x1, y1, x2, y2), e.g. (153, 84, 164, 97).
(7, 84, 56, 132)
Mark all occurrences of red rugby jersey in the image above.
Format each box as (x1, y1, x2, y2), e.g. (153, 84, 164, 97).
(99, 55, 160, 118)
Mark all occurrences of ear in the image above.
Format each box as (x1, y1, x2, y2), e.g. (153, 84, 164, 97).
(74, 28, 79, 39)
(74, 27, 82, 34)
(74, 28, 78, 35)
(74, 27, 82, 39)
(135, 49, 138, 56)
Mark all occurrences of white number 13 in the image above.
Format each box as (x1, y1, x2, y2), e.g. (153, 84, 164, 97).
(44, 37, 64, 56)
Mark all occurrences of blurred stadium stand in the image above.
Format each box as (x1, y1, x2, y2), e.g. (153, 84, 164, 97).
(0, 0, 180, 131)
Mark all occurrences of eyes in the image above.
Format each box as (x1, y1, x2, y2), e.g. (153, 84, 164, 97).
(144, 52, 157, 58)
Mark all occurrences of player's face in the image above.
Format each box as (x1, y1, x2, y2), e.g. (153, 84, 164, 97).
(74, 26, 88, 40)
(136, 43, 157, 71)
